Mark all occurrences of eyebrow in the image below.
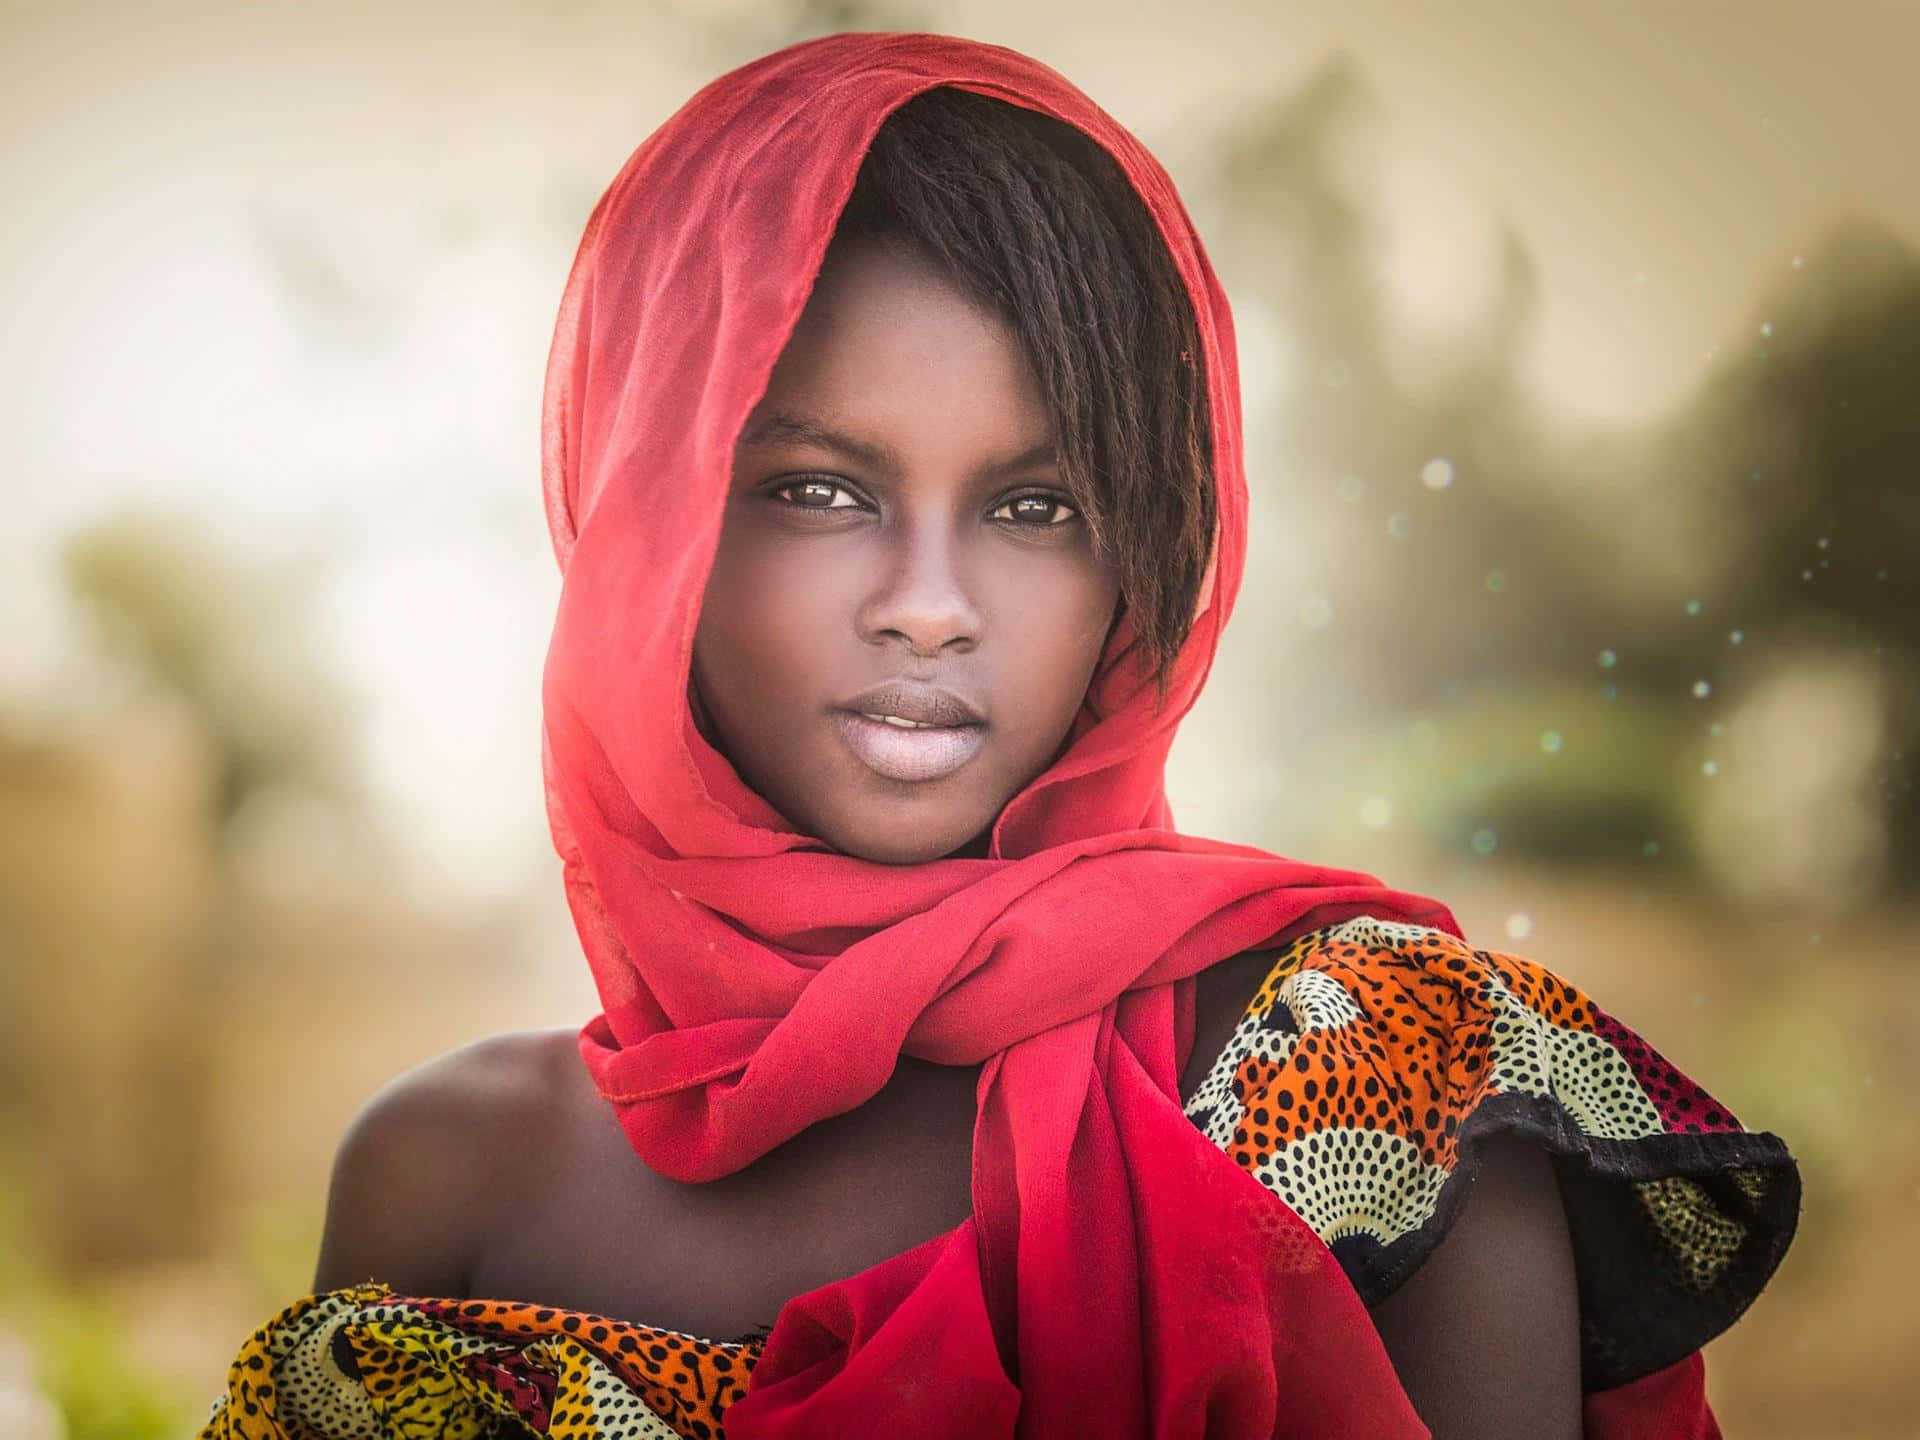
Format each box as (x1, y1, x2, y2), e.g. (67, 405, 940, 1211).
(738, 410, 1057, 478)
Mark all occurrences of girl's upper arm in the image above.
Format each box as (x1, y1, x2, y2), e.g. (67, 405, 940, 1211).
(1367, 1135, 1583, 1440)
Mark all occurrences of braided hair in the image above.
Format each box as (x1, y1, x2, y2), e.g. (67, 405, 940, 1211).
(830, 87, 1217, 692)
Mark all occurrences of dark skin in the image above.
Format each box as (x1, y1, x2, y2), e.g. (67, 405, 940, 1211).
(317, 242, 1582, 1437)
(691, 238, 1120, 865)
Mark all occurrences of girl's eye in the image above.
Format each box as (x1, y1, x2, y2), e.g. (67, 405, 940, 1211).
(772, 478, 862, 510)
(990, 492, 1078, 526)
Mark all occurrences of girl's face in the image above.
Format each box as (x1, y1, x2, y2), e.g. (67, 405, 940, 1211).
(693, 240, 1122, 864)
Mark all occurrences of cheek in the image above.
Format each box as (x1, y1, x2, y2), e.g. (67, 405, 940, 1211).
(987, 550, 1120, 708)
(695, 531, 851, 706)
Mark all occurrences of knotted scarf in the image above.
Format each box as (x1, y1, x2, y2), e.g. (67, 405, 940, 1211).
(540, 31, 1459, 1438)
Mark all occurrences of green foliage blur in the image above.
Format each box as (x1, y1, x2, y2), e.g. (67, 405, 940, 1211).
(0, 1174, 191, 1438)
(35, 1309, 186, 1440)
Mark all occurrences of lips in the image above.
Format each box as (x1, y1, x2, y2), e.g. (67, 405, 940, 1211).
(835, 680, 987, 783)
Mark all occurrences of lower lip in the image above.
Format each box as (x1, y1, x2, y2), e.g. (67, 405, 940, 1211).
(833, 711, 987, 784)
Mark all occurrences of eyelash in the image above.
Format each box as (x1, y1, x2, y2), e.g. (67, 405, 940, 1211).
(769, 476, 1079, 527)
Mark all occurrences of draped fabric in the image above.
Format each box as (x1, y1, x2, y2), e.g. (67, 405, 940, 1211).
(200, 913, 1799, 1439)
(535, 32, 1702, 1437)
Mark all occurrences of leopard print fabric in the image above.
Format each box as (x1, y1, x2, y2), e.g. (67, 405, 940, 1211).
(201, 917, 1797, 1437)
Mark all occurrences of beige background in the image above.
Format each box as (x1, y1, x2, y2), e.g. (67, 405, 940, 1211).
(2, 3, 1914, 1435)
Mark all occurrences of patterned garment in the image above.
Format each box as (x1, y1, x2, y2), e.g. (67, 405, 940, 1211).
(202, 917, 1798, 1438)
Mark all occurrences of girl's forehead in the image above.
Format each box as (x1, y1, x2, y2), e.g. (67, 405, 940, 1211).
(776, 243, 1026, 381)
(741, 245, 1054, 477)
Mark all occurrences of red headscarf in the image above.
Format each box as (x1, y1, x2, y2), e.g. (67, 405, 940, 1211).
(541, 32, 1456, 1438)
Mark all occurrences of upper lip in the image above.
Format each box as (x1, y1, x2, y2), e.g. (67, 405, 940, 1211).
(841, 679, 986, 727)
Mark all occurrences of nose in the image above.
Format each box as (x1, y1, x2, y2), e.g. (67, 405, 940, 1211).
(856, 515, 982, 658)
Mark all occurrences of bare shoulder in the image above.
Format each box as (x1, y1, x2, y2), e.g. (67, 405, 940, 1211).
(312, 1027, 584, 1297)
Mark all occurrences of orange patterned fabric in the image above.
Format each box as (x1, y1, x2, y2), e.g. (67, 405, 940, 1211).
(202, 919, 1797, 1437)
(1179, 917, 1796, 1384)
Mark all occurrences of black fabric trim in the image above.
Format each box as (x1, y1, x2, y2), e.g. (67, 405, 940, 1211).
(1333, 1091, 1800, 1392)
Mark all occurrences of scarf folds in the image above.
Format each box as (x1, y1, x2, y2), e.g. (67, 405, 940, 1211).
(542, 32, 1456, 1437)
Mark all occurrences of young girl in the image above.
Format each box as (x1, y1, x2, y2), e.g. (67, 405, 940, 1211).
(203, 33, 1798, 1440)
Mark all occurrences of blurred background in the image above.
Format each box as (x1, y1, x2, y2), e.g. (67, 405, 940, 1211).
(2, 0, 1914, 1434)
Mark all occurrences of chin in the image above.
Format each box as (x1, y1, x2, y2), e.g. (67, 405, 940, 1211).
(817, 804, 994, 866)
(833, 828, 975, 867)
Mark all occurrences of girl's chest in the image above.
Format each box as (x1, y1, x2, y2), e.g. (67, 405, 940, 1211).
(468, 1052, 984, 1341)
(466, 953, 1265, 1341)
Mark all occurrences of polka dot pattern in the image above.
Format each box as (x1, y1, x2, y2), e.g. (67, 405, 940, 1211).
(1635, 1177, 1747, 1292)
(1250, 1126, 1442, 1245)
